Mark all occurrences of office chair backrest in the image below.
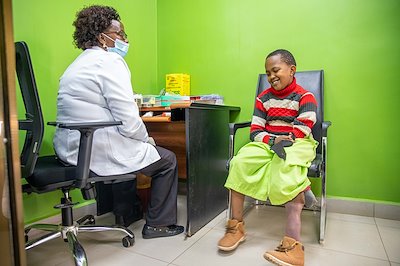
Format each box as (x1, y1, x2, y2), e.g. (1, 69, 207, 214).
(256, 70, 324, 153)
(15, 41, 44, 178)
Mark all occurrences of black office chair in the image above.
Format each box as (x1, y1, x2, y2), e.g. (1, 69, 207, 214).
(227, 70, 331, 244)
(16, 41, 136, 266)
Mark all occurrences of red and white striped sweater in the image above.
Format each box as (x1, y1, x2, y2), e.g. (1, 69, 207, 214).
(250, 77, 317, 144)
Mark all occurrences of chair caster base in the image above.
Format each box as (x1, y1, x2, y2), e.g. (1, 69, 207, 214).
(122, 236, 135, 247)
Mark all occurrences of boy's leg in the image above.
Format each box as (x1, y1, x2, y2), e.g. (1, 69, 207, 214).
(264, 193, 305, 265)
(285, 192, 304, 241)
(218, 189, 246, 251)
(231, 189, 245, 221)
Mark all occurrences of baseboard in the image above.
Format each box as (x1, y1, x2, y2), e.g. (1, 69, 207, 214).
(327, 197, 400, 221)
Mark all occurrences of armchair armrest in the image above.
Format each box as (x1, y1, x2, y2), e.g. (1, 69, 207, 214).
(47, 121, 122, 189)
(19, 119, 33, 130)
(227, 121, 251, 169)
(229, 121, 251, 136)
(322, 121, 332, 138)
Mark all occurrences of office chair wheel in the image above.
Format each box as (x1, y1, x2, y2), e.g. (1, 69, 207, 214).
(122, 236, 135, 247)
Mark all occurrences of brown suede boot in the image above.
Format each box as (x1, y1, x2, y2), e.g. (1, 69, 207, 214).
(263, 236, 304, 266)
(217, 219, 246, 251)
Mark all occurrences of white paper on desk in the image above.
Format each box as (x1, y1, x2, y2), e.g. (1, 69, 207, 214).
(142, 111, 154, 117)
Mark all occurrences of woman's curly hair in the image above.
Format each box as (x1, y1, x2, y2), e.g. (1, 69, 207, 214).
(73, 5, 120, 50)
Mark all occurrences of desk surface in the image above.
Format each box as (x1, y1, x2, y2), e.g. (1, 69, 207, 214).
(140, 102, 240, 111)
(141, 103, 240, 123)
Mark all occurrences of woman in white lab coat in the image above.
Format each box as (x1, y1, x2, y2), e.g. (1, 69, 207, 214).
(54, 5, 184, 239)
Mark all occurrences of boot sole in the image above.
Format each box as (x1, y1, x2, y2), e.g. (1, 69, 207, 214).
(218, 235, 246, 251)
(263, 253, 300, 266)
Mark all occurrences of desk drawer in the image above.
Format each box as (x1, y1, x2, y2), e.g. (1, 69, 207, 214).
(144, 121, 187, 179)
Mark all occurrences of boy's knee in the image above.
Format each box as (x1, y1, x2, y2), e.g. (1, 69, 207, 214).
(296, 192, 305, 205)
(285, 193, 305, 209)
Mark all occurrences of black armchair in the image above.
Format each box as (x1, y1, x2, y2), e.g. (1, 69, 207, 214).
(227, 70, 331, 244)
(16, 41, 136, 265)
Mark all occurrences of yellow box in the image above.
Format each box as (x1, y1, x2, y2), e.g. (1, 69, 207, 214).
(166, 73, 191, 96)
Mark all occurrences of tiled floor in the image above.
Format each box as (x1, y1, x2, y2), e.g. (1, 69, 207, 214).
(26, 195, 400, 266)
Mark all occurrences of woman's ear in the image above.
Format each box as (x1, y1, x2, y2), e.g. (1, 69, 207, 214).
(97, 34, 107, 49)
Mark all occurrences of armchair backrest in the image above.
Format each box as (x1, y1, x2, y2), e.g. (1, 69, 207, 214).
(256, 70, 324, 153)
(15, 41, 44, 178)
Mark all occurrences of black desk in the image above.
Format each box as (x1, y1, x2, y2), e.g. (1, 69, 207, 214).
(97, 103, 240, 236)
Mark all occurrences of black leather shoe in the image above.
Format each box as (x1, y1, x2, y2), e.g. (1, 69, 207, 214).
(142, 224, 184, 239)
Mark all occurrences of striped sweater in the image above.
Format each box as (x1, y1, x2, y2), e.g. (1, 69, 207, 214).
(250, 77, 317, 144)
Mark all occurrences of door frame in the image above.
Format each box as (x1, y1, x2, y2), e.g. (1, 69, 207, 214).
(0, 0, 27, 264)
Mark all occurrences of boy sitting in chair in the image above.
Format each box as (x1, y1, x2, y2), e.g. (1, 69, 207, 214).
(218, 49, 318, 266)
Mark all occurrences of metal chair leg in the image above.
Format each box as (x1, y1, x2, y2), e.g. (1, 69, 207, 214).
(319, 136, 328, 244)
(77, 225, 135, 239)
(66, 230, 88, 266)
(25, 231, 61, 250)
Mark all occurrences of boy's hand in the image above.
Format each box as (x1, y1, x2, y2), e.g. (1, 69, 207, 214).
(271, 134, 295, 160)
(274, 132, 295, 144)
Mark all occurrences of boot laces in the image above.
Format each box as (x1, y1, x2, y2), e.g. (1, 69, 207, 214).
(275, 240, 297, 253)
(225, 225, 238, 234)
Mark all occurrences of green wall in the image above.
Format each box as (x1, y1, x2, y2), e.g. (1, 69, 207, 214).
(12, 0, 158, 223)
(157, 0, 400, 203)
(13, 0, 400, 223)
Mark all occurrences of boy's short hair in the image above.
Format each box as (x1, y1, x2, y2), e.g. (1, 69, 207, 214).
(266, 49, 296, 66)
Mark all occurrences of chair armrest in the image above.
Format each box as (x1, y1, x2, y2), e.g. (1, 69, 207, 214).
(227, 121, 251, 169)
(47, 121, 122, 129)
(229, 121, 251, 136)
(308, 154, 322, 177)
(19, 119, 32, 130)
(322, 121, 332, 137)
(47, 121, 122, 189)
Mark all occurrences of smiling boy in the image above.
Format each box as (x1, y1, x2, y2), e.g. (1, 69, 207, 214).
(218, 49, 318, 266)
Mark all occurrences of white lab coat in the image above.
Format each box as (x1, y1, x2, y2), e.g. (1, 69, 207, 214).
(53, 47, 160, 176)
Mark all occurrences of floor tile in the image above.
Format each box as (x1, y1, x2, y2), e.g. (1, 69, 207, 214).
(327, 212, 376, 225)
(322, 217, 387, 260)
(376, 218, 400, 229)
(125, 221, 211, 263)
(378, 225, 400, 263)
(80, 241, 169, 266)
(26, 237, 75, 266)
(306, 245, 390, 266)
(172, 229, 274, 266)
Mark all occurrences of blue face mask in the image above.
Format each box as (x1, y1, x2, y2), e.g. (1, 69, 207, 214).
(102, 34, 129, 58)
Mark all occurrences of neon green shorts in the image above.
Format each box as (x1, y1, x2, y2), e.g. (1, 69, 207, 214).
(225, 137, 318, 205)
